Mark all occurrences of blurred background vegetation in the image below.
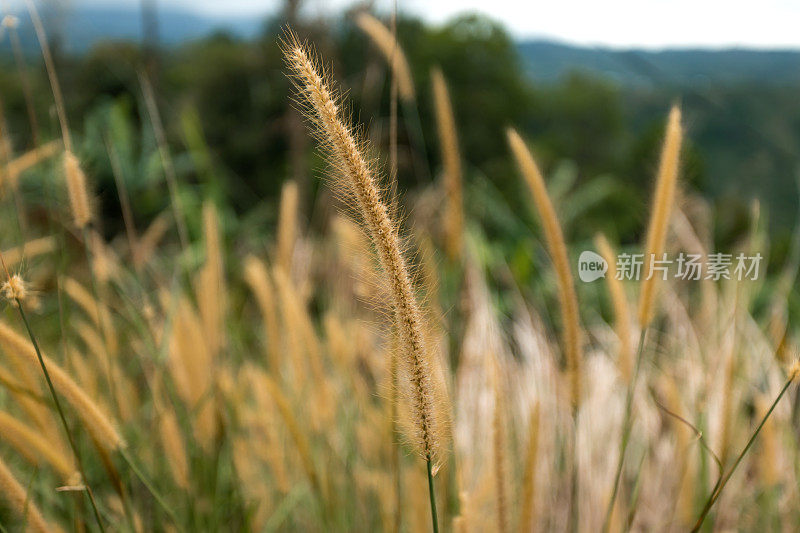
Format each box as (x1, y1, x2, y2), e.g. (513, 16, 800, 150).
(1, 2, 799, 306)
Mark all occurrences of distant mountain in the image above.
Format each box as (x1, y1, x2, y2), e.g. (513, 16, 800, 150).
(518, 40, 800, 87)
(1, 5, 263, 53)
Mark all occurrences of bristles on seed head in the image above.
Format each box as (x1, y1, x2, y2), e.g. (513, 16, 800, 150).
(276, 179, 299, 273)
(354, 12, 415, 101)
(0, 455, 60, 533)
(789, 360, 800, 380)
(638, 105, 682, 327)
(594, 233, 634, 382)
(507, 128, 582, 412)
(283, 33, 447, 465)
(63, 150, 93, 229)
(0, 321, 125, 450)
(431, 67, 463, 262)
(1, 274, 27, 304)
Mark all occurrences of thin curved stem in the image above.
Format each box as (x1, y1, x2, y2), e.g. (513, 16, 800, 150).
(691, 375, 795, 532)
(16, 303, 106, 533)
(603, 329, 647, 532)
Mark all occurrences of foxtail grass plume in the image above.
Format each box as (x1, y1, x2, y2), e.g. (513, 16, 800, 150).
(594, 234, 634, 382)
(63, 150, 93, 228)
(2, 140, 60, 191)
(0, 411, 74, 479)
(638, 105, 682, 327)
(166, 297, 216, 450)
(355, 12, 415, 101)
(0, 321, 124, 450)
(243, 255, 282, 370)
(507, 128, 582, 411)
(283, 35, 447, 467)
(159, 409, 190, 490)
(196, 201, 226, 356)
(1, 274, 27, 304)
(1, 237, 56, 269)
(0, 455, 61, 533)
(518, 402, 540, 533)
(276, 179, 299, 273)
(491, 359, 508, 533)
(431, 67, 463, 262)
(262, 374, 324, 500)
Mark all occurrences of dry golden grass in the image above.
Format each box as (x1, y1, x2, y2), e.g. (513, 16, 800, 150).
(284, 35, 448, 468)
(63, 150, 93, 229)
(431, 67, 463, 262)
(0, 19, 793, 533)
(355, 12, 416, 102)
(638, 105, 682, 328)
(0, 453, 61, 533)
(0, 322, 124, 451)
(508, 128, 582, 411)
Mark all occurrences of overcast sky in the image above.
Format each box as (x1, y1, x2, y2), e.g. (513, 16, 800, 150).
(179, 0, 800, 49)
(14, 0, 800, 49)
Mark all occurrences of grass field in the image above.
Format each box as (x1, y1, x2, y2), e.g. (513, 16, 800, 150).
(0, 6, 797, 532)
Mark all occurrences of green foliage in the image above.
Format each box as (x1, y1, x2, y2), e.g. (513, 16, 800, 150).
(1, 11, 798, 263)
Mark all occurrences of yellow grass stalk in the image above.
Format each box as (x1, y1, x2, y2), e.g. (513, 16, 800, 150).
(285, 35, 446, 464)
(111, 366, 138, 424)
(196, 201, 226, 356)
(270, 266, 303, 372)
(491, 360, 508, 533)
(166, 297, 216, 450)
(247, 367, 290, 493)
(73, 319, 135, 423)
(136, 212, 169, 268)
(62, 150, 93, 229)
(507, 128, 582, 411)
(62, 277, 118, 356)
(604, 108, 682, 530)
(2, 140, 60, 191)
(0, 337, 61, 444)
(518, 402, 540, 533)
(0, 411, 74, 479)
(719, 349, 737, 468)
(354, 12, 415, 101)
(1, 237, 56, 268)
(431, 67, 463, 262)
(0, 454, 61, 533)
(262, 374, 324, 500)
(324, 313, 370, 403)
(276, 179, 299, 273)
(159, 409, 190, 490)
(285, 36, 446, 530)
(243, 255, 282, 370)
(88, 231, 118, 285)
(272, 267, 334, 430)
(24, 0, 71, 151)
(756, 395, 778, 487)
(75, 320, 112, 376)
(664, 376, 695, 527)
(0, 321, 125, 451)
(69, 347, 100, 401)
(637, 106, 682, 327)
(0, 364, 42, 402)
(594, 234, 634, 382)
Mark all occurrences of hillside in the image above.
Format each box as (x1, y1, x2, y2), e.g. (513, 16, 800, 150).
(518, 40, 800, 87)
